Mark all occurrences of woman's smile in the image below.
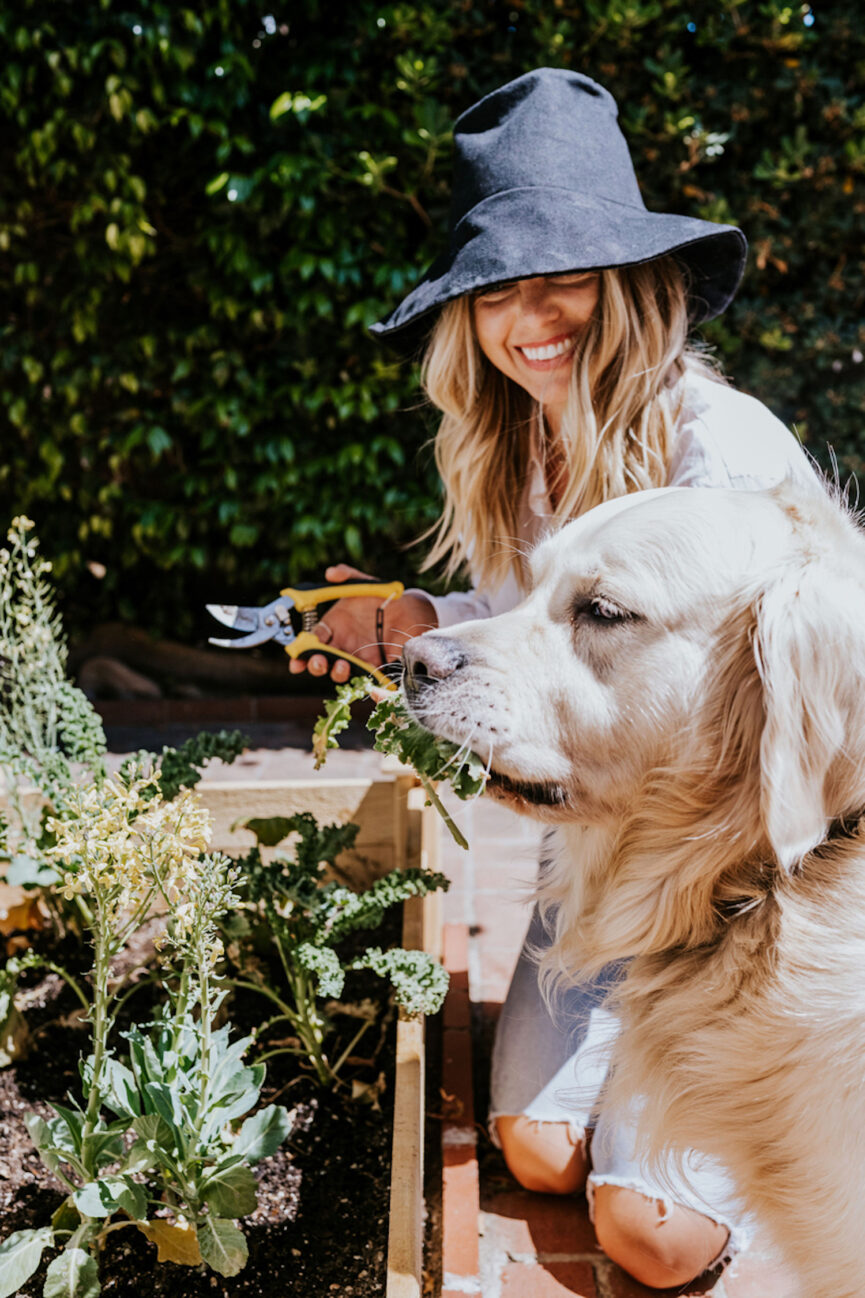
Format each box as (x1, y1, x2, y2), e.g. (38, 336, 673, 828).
(472, 273, 600, 429)
(515, 331, 578, 367)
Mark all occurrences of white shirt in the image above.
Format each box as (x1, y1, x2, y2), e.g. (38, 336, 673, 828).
(420, 372, 818, 629)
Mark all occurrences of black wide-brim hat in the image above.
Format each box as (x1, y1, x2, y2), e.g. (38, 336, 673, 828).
(370, 68, 747, 357)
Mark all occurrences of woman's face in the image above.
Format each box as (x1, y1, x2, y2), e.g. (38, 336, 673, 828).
(472, 272, 601, 429)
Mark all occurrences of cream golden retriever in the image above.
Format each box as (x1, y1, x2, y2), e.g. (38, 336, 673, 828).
(403, 481, 865, 1298)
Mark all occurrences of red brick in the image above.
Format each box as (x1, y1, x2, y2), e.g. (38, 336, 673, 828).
(483, 1188, 601, 1256)
(442, 1142, 481, 1279)
(724, 1251, 800, 1298)
(500, 1259, 598, 1296)
(444, 985, 471, 1030)
(442, 1027, 475, 1127)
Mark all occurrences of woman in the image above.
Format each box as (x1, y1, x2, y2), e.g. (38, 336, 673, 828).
(294, 69, 814, 1287)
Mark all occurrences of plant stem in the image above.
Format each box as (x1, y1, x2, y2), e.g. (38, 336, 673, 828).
(42, 960, 89, 1011)
(418, 773, 468, 849)
(81, 898, 112, 1176)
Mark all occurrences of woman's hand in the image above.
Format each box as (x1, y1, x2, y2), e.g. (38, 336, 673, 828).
(287, 563, 438, 684)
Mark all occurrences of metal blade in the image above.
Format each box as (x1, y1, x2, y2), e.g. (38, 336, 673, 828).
(206, 603, 243, 629)
(206, 598, 296, 649)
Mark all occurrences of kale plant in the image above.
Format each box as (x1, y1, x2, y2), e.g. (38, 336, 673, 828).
(228, 811, 449, 1087)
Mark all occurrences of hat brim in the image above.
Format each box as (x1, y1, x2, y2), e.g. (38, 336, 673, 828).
(370, 188, 747, 358)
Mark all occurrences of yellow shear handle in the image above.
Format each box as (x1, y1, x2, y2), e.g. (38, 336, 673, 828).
(279, 581, 404, 610)
(280, 580, 405, 690)
(285, 632, 396, 689)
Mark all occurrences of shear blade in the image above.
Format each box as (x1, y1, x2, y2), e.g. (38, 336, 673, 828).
(206, 603, 242, 629)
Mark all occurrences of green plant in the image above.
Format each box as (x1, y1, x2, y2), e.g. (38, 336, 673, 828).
(2, 2, 860, 637)
(0, 775, 291, 1297)
(227, 811, 449, 1087)
(0, 516, 106, 864)
(313, 678, 488, 848)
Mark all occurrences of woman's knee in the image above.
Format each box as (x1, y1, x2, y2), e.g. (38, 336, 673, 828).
(592, 1183, 729, 1289)
(496, 1115, 588, 1195)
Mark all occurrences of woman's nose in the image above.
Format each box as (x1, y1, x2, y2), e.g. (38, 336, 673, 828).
(518, 278, 558, 318)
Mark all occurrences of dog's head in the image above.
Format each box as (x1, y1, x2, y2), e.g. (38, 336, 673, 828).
(405, 482, 865, 889)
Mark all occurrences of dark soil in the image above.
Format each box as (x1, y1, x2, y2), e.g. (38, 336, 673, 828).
(0, 923, 399, 1297)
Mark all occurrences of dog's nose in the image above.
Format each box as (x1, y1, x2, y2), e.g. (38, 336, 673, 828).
(402, 634, 467, 691)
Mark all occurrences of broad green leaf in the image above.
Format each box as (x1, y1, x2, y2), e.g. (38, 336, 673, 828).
(80, 1129, 125, 1172)
(130, 1114, 173, 1147)
(100, 1058, 140, 1119)
(144, 1081, 182, 1127)
(72, 1183, 113, 1219)
(232, 1105, 292, 1163)
(201, 1161, 258, 1218)
(49, 1105, 85, 1156)
(240, 816, 294, 847)
(43, 1246, 99, 1298)
(0, 1227, 54, 1298)
(101, 1176, 148, 1221)
(198, 1217, 248, 1277)
(124, 1138, 158, 1175)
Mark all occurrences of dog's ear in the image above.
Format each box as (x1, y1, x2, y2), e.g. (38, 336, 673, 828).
(755, 559, 859, 871)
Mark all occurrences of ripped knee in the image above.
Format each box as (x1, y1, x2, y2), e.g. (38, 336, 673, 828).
(495, 1115, 588, 1196)
(591, 1183, 729, 1289)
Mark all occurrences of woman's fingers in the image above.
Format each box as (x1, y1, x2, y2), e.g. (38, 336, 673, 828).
(325, 562, 376, 582)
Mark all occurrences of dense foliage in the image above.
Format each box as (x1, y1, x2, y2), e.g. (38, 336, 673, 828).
(1, 0, 862, 635)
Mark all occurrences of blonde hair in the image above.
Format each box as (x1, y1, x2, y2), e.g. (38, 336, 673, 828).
(420, 258, 719, 591)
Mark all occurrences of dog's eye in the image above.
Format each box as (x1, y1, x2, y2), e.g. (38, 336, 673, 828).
(586, 596, 629, 623)
(591, 597, 625, 621)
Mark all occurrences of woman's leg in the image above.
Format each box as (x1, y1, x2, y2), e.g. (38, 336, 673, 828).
(490, 902, 621, 1192)
(495, 1115, 589, 1195)
(592, 1185, 729, 1288)
(587, 1103, 748, 1289)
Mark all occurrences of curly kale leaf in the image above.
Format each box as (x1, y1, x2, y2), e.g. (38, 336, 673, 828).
(312, 681, 488, 849)
(296, 943, 345, 999)
(318, 867, 450, 946)
(312, 678, 369, 768)
(352, 947, 449, 1017)
(156, 729, 248, 801)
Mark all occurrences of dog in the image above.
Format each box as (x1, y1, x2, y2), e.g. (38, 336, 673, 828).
(402, 480, 865, 1298)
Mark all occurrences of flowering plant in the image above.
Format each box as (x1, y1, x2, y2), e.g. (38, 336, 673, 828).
(0, 775, 290, 1297)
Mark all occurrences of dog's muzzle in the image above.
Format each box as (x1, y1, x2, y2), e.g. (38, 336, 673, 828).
(402, 634, 468, 702)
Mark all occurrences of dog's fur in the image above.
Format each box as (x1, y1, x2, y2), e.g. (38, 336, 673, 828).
(403, 481, 865, 1298)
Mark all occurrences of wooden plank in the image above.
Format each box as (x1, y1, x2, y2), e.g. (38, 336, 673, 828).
(387, 1012, 425, 1298)
(386, 785, 443, 1298)
(197, 777, 401, 885)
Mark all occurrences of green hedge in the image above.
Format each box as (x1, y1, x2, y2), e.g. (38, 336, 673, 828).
(2, 0, 863, 636)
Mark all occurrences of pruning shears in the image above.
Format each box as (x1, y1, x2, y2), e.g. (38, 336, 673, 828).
(206, 580, 404, 688)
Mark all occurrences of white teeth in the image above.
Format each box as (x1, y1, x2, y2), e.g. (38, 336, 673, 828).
(519, 336, 576, 362)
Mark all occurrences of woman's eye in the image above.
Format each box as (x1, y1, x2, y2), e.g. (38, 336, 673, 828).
(475, 282, 513, 303)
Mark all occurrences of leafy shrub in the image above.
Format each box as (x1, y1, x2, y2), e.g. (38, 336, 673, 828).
(1, 1, 862, 636)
